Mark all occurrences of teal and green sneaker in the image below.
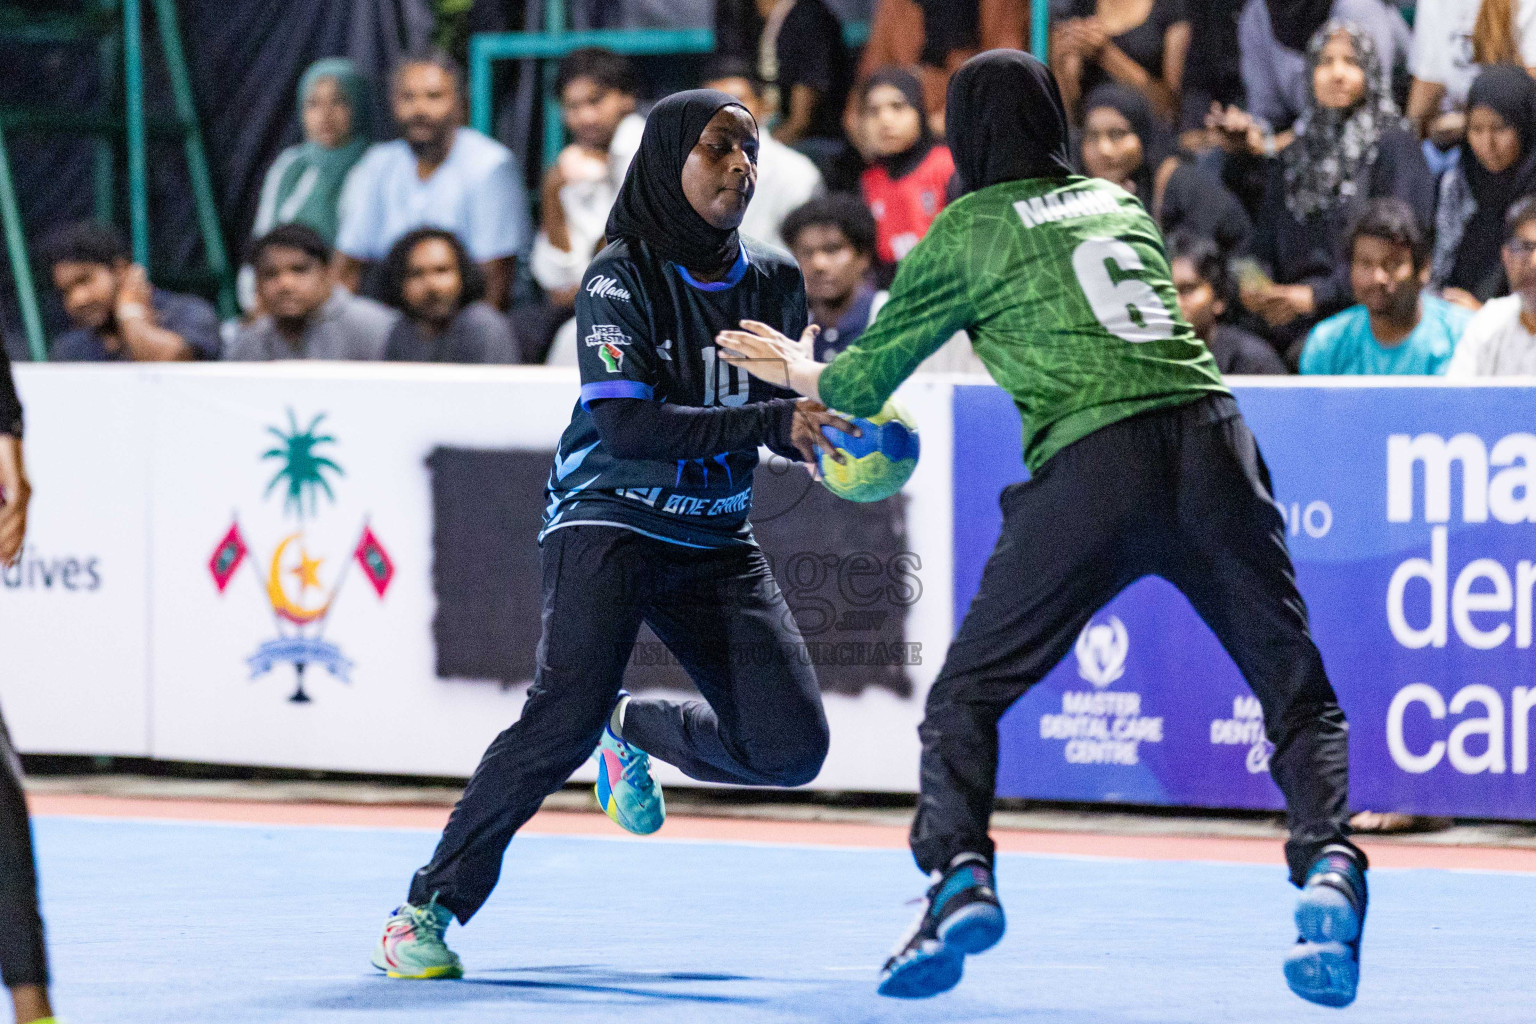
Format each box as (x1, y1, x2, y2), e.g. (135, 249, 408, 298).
(594, 711, 665, 836)
(371, 896, 463, 979)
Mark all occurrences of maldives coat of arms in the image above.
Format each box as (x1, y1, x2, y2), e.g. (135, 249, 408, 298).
(207, 410, 393, 702)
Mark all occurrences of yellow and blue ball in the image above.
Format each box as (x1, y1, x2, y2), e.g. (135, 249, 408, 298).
(818, 399, 920, 503)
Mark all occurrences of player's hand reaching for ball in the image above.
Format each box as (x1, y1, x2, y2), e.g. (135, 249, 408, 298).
(716, 320, 826, 399)
(789, 399, 861, 474)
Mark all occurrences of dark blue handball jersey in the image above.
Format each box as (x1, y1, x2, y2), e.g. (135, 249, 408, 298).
(542, 236, 807, 549)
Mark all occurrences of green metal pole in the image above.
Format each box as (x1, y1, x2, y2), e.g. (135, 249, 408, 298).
(123, 0, 149, 267)
(0, 126, 47, 362)
(541, 0, 567, 173)
(469, 34, 493, 135)
(151, 0, 235, 316)
(1032, 0, 1050, 61)
(94, 31, 117, 223)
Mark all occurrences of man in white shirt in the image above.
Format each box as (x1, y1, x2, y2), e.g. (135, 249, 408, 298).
(334, 49, 531, 310)
(1447, 196, 1536, 376)
(1408, 0, 1482, 129)
(530, 49, 645, 304)
(702, 56, 823, 251)
(1409, 0, 1536, 132)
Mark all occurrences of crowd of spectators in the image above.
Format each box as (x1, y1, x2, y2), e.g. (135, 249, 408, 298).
(29, 0, 1536, 379)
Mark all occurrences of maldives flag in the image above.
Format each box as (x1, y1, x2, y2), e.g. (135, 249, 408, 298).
(208, 523, 247, 593)
(354, 526, 394, 597)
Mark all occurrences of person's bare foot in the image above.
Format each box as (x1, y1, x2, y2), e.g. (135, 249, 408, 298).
(1349, 810, 1453, 834)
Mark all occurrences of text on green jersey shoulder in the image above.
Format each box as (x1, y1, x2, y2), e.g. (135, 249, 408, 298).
(1011, 188, 1123, 230)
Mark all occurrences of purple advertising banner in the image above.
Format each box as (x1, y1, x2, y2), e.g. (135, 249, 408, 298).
(955, 382, 1536, 819)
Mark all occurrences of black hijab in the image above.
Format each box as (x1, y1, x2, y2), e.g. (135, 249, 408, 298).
(1265, 0, 1333, 52)
(605, 89, 753, 271)
(1080, 83, 1174, 209)
(1464, 66, 1536, 221)
(1450, 66, 1536, 297)
(862, 68, 935, 180)
(946, 50, 1074, 195)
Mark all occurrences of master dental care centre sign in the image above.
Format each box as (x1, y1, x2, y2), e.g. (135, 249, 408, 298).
(962, 383, 1536, 819)
(1231, 386, 1536, 820)
(1381, 426, 1536, 806)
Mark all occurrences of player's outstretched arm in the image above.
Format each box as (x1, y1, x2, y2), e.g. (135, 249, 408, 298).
(0, 434, 30, 568)
(725, 211, 974, 417)
(716, 321, 827, 399)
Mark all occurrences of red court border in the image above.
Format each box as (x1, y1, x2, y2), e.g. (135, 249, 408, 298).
(27, 793, 1536, 873)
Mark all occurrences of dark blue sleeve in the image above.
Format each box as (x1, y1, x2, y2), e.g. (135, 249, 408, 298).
(575, 260, 659, 408)
(49, 330, 101, 362)
(157, 291, 223, 360)
(589, 397, 800, 461)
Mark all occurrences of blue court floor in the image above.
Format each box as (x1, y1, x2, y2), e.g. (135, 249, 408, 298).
(32, 815, 1536, 1023)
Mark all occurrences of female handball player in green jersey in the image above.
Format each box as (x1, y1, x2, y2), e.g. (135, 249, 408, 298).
(719, 49, 1368, 1009)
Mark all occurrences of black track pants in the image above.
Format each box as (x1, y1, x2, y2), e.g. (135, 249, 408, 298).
(410, 526, 828, 921)
(911, 396, 1361, 887)
(0, 711, 47, 986)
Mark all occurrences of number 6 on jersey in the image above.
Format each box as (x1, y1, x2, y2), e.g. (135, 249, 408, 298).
(1071, 237, 1176, 344)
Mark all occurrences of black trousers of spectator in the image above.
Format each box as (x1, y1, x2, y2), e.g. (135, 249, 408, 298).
(0, 709, 47, 987)
(410, 526, 830, 922)
(911, 396, 1362, 888)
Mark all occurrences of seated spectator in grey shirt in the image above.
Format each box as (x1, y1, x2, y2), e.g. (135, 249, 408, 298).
(228, 224, 395, 361)
(44, 222, 220, 362)
(381, 228, 518, 363)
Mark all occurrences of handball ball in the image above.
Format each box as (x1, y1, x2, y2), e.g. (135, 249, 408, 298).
(818, 399, 920, 503)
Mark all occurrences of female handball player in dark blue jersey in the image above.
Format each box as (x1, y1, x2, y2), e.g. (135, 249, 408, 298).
(371, 89, 857, 979)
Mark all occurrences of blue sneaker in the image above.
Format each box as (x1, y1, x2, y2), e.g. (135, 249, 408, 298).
(1285, 845, 1367, 1008)
(878, 855, 1006, 998)
(594, 701, 665, 835)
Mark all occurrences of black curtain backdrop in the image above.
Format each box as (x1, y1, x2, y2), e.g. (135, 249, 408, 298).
(0, 0, 431, 355)
(428, 445, 916, 699)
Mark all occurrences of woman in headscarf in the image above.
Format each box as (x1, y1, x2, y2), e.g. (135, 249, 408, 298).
(716, 50, 1365, 1010)
(1051, 0, 1191, 122)
(253, 59, 371, 246)
(1242, 21, 1435, 357)
(1432, 65, 1536, 306)
(857, 68, 955, 277)
(1229, 0, 1409, 136)
(370, 89, 854, 982)
(241, 59, 371, 311)
(1078, 83, 1252, 256)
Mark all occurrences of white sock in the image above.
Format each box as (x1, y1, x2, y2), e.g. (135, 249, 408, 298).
(610, 695, 630, 737)
(948, 852, 989, 871)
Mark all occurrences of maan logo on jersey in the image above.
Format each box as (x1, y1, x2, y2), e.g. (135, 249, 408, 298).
(1075, 615, 1128, 688)
(586, 275, 631, 302)
(206, 410, 394, 703)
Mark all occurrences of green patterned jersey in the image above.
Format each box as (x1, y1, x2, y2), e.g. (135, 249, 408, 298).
(817, 176, 1228, 471)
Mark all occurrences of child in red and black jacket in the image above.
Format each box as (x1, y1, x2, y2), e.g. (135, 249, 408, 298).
(857, 68, 955, 283)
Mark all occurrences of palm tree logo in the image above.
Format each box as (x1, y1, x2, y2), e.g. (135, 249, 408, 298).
(262, 409, 343, 521)
(209, 409, 394, 704)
